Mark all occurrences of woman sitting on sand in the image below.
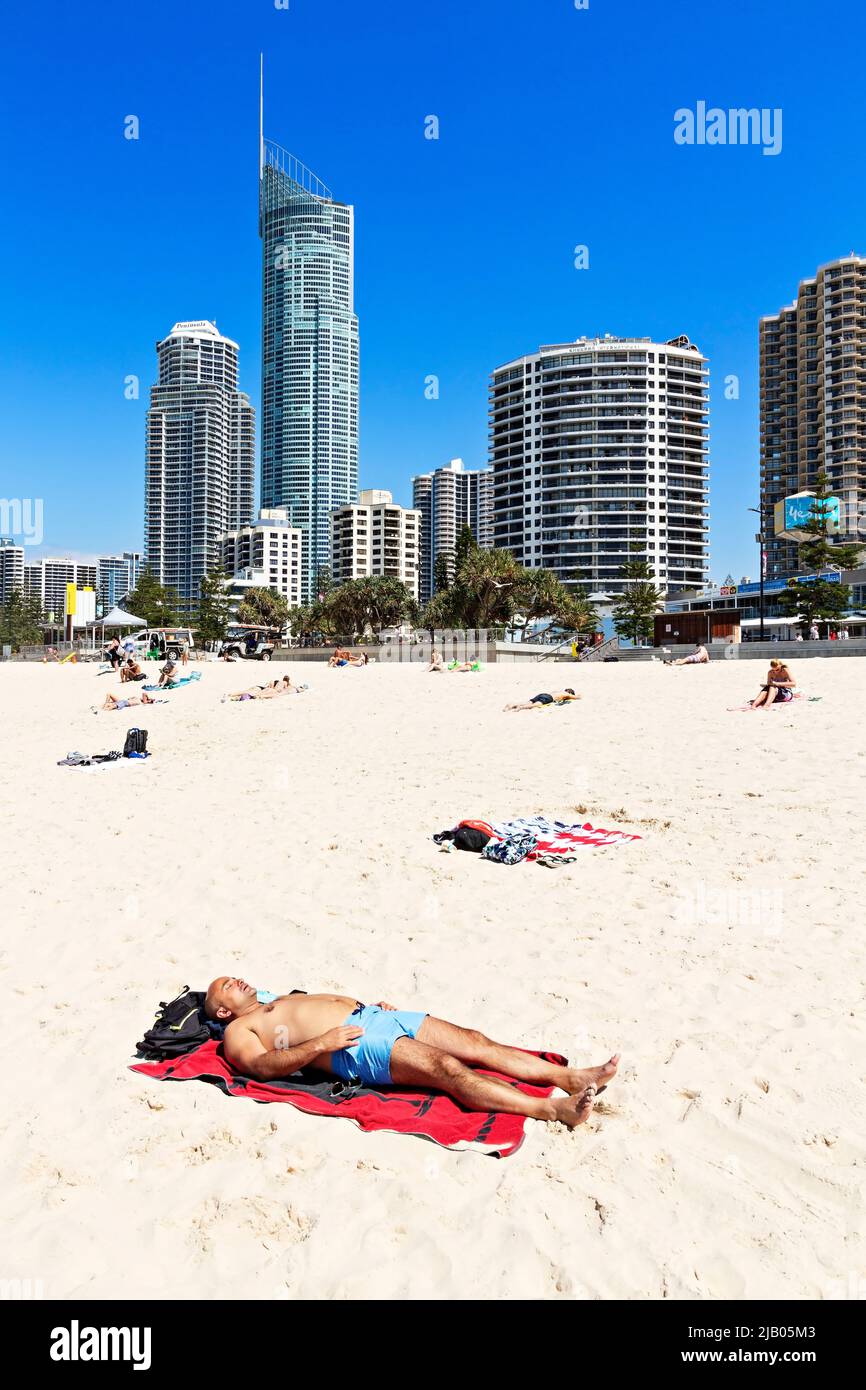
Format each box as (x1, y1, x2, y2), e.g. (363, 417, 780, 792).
(427, 649, 445, 673)
(751, 659, 796, 709)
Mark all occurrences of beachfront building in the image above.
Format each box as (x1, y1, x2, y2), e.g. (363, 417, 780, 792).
(144, 320, 255, 613)
(23, 557, 97, 621)
(218, 507, 302, 609)
(488, 335, 710, 597)
(760, 253, 866, 581)
(330, 491, 421, 600)
(0, 538, 24, 604)
(412, 459, 493, 603)
(97, 552, 142, 612)
(260, 139, 359, 604)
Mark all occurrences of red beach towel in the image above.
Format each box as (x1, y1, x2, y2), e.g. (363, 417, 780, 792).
(131, 1040, 567, 1159)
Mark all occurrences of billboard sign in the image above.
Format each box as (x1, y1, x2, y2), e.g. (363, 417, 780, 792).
(774, 492, 840, 540)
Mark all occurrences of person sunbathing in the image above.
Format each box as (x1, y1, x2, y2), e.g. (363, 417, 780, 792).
(205, 977, 620, 1129)
(347, 652, 369, 666)
(751, 659, 796, 708)
(100, 691, 154, 711)
(450, 655, 481, 672)
(328, 647, 352, 667)
(665, 644, 709, 667)
(504, 688, 579, 711)
(225, 677, 306, 702)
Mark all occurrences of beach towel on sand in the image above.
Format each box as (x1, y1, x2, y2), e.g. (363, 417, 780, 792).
(436, 816, 641, 865)
(131, 1039, 566, 1158)
(143, 672, 201, 692)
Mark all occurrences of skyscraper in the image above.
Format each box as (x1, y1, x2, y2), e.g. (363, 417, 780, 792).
(144, 321, 255, 610)
(259, 111, 359, 602)
(760, 253, 866, 580)
(97, 552, 142, 611)
(0, 537, 24, 605)
(412, 460, 493, 604)
(489, 336, 709, 596)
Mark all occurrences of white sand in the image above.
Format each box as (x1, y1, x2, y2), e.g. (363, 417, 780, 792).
(1, 655, 863, 1300)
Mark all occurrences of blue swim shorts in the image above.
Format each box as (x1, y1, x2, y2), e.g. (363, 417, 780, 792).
(329, 1003, 427, 1085)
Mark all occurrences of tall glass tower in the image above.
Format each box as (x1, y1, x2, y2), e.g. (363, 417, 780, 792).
(259, 127, 359, 602)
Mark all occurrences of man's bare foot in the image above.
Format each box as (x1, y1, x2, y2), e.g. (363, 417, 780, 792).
(552, 1084, 597, 1128)
(566, 1053, 620, 1096)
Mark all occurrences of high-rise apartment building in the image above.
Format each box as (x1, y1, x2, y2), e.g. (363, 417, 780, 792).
(219, 507, 303, 609)
(23, 558, 97, 619)
(259, 138, 359, 603)
(760, 254, 866, 580)
(489, 336, 709, 595)
(144, 320, 255, 610)
(411, 459, 494, 604)
(97, 552, 142, 611)
(331, 491, 421, 599)
(0, 538, 24, 605)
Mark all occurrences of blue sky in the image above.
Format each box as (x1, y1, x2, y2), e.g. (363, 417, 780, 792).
(1, 0, 862, 581)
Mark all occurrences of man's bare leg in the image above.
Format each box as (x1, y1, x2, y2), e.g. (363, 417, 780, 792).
(416, 1017, 619, 1095)
(389, 1038, 597, 1128)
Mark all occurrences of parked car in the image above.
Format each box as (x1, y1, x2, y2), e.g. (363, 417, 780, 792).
(130, 628, 195, 661)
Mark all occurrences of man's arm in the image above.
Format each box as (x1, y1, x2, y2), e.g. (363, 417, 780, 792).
(224, 1022, 363, 1081)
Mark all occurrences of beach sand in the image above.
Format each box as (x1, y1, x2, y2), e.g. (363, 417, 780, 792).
(1, 655, 863, 1301)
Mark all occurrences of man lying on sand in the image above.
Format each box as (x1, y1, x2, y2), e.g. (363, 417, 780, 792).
(504, 688, 579, 711)
(206, 977, 619, 1128)
(664, 644, 709, 666)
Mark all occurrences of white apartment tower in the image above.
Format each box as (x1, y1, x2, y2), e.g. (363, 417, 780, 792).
(23, 558, 97, 619)
(145, 321, 255, 610)
(411, 459, 494, 604)
(0, 538, 24, 605)
(760, 253, 866, 579)
(489, 336, 709, 595)
(219, 507, 303, 609)
(330, 491, 421, 600)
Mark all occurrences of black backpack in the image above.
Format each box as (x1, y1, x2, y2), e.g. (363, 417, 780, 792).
(136, 986, 210, 1060)
(123, 727, 148, 757)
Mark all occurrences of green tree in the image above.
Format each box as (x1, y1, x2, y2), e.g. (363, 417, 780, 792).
(327, 575, 418, 635)
(195, 568, 232, 646)
(611, 552, 664, 645)
(238, 586, 290, 632)
(454, 524, 477, 570)
(778, 472, 862, 635)
(0, 587, 45, 650)
(433, 551, 453, 594)
(125, 568, 181, 626)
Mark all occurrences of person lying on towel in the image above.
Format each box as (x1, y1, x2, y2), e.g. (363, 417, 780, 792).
(206, 977, 619, 1128)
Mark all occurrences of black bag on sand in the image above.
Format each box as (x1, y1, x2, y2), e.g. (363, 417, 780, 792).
(136, 986, 210, 1060)
(123, 727, 148, 757)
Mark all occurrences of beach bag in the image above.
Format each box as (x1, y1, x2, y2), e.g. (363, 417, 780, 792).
(454, 826, 493, 852)
(136, 986, 210, 1060)
(123, 727, 148, 757)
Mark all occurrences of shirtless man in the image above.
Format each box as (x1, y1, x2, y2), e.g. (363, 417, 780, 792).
(504, 688, 579, 711)
(206, 977, 619, 1128)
